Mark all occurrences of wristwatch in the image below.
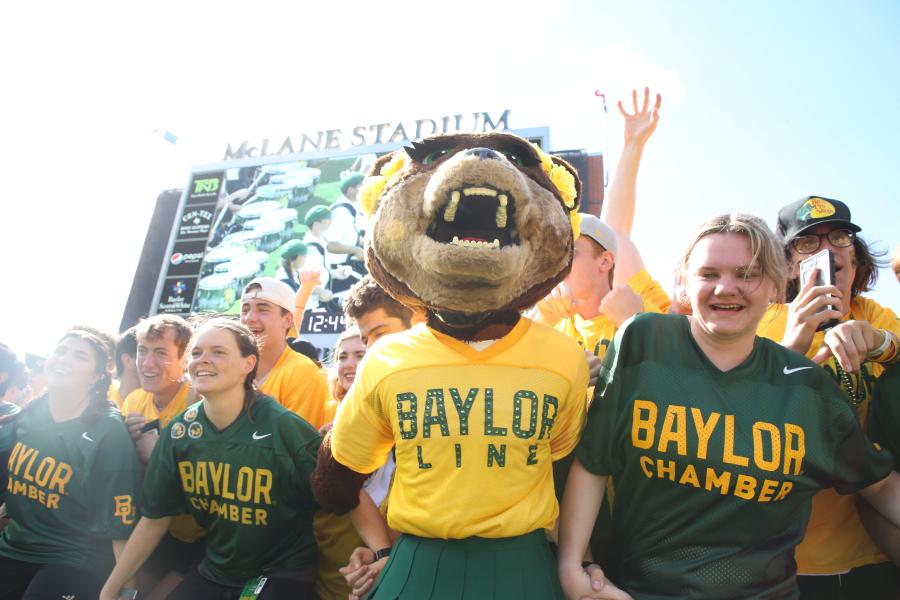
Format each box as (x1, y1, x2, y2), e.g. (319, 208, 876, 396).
(373, 547, 392, 561)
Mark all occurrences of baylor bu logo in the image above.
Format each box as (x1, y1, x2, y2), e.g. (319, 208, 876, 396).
(114, 495, 135, 525)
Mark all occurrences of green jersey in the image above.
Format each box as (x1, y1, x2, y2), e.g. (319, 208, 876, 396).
(0, 401, 21, 502)
(869, 364, 900, 469)
(576, 313, 892, 600)
(0, 396, 140, 566)
(142, 394, 322, 586)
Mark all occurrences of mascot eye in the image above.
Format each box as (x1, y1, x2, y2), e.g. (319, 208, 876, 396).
(502, 151, 525, 166)
(423, 149, 452, 164)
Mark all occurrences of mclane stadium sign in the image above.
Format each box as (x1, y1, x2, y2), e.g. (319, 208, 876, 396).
(222, 110, 511, 160)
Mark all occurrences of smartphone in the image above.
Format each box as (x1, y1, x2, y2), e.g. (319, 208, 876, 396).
(798, 249, 839, 331)
(140, 419, 161, 434)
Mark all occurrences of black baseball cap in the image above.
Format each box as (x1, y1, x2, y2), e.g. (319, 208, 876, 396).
(777, 195, 862, 242)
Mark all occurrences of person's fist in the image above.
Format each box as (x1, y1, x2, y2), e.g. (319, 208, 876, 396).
(599, 285, 642, 327)
(535, 282, 580, 324)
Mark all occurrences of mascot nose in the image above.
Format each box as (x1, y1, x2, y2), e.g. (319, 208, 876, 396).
(463, 147, 503, 161)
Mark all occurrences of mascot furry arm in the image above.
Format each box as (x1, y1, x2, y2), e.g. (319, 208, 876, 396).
(312, 131, 582, 513)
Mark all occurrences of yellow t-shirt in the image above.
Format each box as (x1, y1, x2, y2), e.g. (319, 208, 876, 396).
(107, 380, 125, 411)
(259, 347, 330, 429)
(332, 318, 589, 539)
(629, 267, 671, 315)
(313, 512, 363, 600)
(557, 268, 668, 362)
(122, 383, 193, 426)
(122, 383, 204, 543)
(757, 296, 900, 574)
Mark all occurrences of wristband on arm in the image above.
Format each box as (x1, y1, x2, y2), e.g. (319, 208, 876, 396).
(374, 547, 392, 561)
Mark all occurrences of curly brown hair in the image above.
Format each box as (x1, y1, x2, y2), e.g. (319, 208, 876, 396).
(343, 275, 414, 326)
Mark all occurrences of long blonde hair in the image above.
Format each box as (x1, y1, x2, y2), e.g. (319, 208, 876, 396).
(676, 213, 788, 304)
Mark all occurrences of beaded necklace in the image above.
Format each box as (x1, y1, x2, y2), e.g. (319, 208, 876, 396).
(834, 363, 863, 408)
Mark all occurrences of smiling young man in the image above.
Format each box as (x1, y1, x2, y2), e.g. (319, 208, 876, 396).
(122, 315, 204, 597)
(757, 195, 900, 599)
(124, 315, 194, 465)
(239, 277, 330, 428)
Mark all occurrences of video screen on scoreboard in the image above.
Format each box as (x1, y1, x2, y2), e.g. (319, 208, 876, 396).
(159, 152, 379, 343)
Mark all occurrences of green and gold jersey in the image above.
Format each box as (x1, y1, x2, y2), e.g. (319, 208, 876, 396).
(870, 365, 900, 470)
(0, 396, 140, 566)
(576, 313, 892, 600)
(756, 296, 900, 573)
(142, 395, 321, 587)
(332, 318, 589, 539)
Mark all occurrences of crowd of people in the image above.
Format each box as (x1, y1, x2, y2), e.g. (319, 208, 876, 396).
(0, 88, 899, 599)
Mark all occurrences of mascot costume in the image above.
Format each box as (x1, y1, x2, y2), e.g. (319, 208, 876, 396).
(313, 132, 590, 599)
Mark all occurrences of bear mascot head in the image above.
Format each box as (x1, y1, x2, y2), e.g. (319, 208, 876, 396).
(358, 131, 582, 340)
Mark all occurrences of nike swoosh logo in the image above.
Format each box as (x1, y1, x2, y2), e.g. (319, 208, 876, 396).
(783, 366, 814, 375)
(82, 432, 94, 442)
(252, 431, 272, 440)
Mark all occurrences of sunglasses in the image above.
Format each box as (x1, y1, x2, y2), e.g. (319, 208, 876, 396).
(790, 229, 854, 254)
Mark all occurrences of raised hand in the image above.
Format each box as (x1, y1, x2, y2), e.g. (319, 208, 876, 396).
(298, 268, 322, 288)
(617, 87, 661, 148)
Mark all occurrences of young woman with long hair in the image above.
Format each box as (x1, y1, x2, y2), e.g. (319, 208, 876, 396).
(0, 327, 140, 599)
(100, 318, 322, 600)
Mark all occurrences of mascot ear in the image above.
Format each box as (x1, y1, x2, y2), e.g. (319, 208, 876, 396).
(358, 151, 407, 217)
(544, 154, 582, 239)
(548, 155, 581, 214)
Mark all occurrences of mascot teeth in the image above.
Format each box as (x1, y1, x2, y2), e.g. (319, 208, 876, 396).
(434, 185, 515, 248)
(463, 187, 498, 197)
(444, 191, 461, 222)
(450, 236, 501, 249)
(496, 194, 508, 228)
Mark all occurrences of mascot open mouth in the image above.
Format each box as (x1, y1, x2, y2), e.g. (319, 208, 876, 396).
(426, 185, 519, 249)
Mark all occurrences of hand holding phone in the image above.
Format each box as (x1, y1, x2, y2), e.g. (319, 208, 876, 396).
(140, 419, 161, 434)
(798, 249, 839, 331)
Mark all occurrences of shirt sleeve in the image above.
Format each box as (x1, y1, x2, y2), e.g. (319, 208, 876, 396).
(861, 298, 900, 336)
(88, 419, 141, 539)
(575, 319, 633, 476)
(141, 422, 188, 518)
(274, 361, 330, 429)
(869, 366, 900, 470)
(628, 269, 671, 314)
(277, 412, 322, 512)
(330, 355, 395, 474)
(549, 350, 589, 460)
(809, 376, 895, 494)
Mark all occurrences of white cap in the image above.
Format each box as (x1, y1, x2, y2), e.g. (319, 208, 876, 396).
(241, 277, 295, 313)
(578, 213, 617, 254)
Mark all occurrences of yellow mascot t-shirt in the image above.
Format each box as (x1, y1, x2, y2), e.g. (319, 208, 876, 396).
(332, 318, 588, 539)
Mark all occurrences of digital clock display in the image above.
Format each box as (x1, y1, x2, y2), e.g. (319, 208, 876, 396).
(301, 310, 347, 334)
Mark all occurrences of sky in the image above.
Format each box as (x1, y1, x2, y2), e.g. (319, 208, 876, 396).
(1, 0, 898, 356)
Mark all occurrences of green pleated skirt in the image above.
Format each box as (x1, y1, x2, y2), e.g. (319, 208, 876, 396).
(365, 530, 564, 600)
